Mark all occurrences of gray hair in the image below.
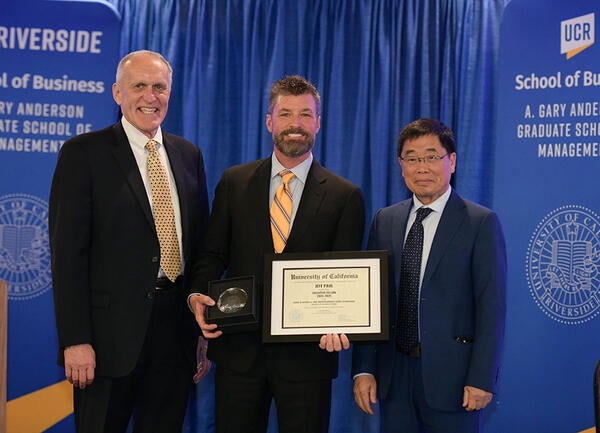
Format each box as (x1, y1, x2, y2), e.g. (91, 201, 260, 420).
(115, 50, 173, 85)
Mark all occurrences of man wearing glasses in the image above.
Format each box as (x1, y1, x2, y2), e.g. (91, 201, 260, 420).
(352, 118, 507, 433)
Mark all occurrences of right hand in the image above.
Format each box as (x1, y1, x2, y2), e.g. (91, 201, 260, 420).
(318, 333, 350, 352)
(64, 343, 96, 389)
(353, 374, 378, 415)
(189, 293, 223, 339)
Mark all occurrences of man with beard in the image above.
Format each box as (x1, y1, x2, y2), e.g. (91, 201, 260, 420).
(189, 75, 365, 433)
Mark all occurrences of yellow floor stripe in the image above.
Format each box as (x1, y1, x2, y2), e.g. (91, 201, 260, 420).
(4, 381, 596, 433)
(7, 380, 72, 433)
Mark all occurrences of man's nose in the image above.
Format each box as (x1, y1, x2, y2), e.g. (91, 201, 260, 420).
(415, 158, 430, 171)
(143, 87, 158, 100)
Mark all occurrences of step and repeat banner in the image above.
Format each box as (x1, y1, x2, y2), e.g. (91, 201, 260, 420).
(493, 0, 600, 432)
(3, 0, 600, 432)
(0, 1, 120, 431)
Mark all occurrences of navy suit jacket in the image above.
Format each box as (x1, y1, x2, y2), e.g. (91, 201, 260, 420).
(49, 122, 209, 377)
(352, 190, 506, 411)
(192, 156, 365, 381)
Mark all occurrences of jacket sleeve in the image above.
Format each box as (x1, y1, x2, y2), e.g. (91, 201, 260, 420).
(466, 211, 507, 393)
(351, 209, 384, 377)
(49, 139, 94, 350)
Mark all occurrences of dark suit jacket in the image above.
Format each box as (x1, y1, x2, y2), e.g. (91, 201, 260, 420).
(192, 156, 365, 381)
(352, 191, 506, 411)
(49, 122, 209, 378)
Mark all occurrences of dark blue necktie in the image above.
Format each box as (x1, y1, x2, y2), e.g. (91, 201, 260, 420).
(397, 207, 433, 353)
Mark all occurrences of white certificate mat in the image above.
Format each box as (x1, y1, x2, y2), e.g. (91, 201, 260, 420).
(263, 251, 388, 343)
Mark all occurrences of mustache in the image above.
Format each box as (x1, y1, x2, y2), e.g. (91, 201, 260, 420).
(279, 127, 309, 138)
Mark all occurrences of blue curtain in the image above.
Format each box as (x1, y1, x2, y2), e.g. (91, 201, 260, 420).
(103, 1, 509, 432)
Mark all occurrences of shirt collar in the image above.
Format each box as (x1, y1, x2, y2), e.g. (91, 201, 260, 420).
(270, 152, 313, 184)
(411, 186, 452, 215)
(121, 116, 163, 150)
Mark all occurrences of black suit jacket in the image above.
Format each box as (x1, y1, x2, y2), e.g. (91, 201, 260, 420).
(49, 122, 209, 377)
(192, 156, 365, 381)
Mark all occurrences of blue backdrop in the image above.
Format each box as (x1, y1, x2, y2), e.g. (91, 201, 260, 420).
(98, 4, 512, 430)
(0, 1, 120, 432)
(493, 0, 600, 431)
(4, 0, 600, 432)
(106, 0, 508, 217)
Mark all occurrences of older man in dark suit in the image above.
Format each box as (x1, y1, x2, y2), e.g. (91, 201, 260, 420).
(352, 118, 506, 433)
(189, 75, 365, 433)
(49, 50, 209, 433)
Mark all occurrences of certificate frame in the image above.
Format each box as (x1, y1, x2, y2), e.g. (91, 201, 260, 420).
(263, 250, 388, 343)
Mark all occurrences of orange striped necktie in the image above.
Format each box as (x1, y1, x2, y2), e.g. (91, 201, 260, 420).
(270, 169, 295, 253)
(145, 139, 181, 282)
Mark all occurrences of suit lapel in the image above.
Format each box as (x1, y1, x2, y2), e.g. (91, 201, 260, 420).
(422, 191, 466, 286)
(163, 135, 189, 255)
(286, 160, 326, 248)
(392, 200, 412, 298)
(110, 123, 155, 231)
(248, 158, 274, 253)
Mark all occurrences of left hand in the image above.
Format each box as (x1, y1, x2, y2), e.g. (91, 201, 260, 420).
(353, 374, 377, 415)
(462, 385, 493, 412)
(318, 333, 350, 352)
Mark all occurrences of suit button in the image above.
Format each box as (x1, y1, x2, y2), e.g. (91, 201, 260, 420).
(152, 256, 159, 263)
(146, 291, 154, 300)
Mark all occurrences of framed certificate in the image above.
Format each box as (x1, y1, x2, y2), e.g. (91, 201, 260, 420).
(263, 250, 388, 343)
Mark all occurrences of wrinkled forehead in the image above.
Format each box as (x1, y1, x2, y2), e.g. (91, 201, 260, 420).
(117, 54, 172, 86)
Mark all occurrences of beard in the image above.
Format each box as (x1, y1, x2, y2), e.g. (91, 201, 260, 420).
(273, 127, 315, 158)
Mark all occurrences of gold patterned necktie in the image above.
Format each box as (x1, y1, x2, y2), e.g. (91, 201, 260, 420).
(145, 139, 181, 282)
(270, 169, 295, 253)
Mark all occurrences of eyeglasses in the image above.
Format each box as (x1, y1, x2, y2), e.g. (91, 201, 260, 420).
(399, 153, 448, 166)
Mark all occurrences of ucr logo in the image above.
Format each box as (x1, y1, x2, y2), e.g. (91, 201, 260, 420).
(0, 193, 52, 300)
(561, 13, 595, 59)
(527, 205, 600, 324)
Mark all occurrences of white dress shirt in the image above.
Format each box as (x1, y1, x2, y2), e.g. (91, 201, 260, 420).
(121, 117, 184, 275)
